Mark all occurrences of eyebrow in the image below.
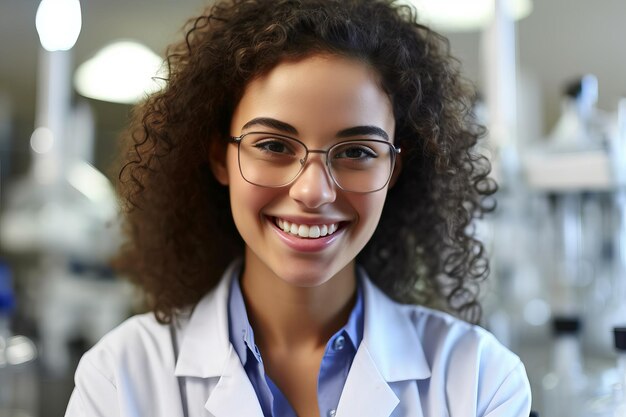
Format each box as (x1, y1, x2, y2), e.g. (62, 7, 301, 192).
(240, 117, 390, 141)
(336, 126, 389, 141)
(241, 117, 298, 135)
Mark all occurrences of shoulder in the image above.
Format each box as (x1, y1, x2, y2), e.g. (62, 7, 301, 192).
(76, 312, 177, 386)
(364, 277, 520, 369)
(411, 304, 524, 375)
(67, 312, 188, 416)
(403, 304, 531, 415)
(72, 264, 234, 388)
(362, 281, 530, 416)
(410, 304, 515, 362)
(364, 278, 521, 371)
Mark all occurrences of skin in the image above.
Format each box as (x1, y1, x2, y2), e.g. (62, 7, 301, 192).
(211, 53, 397, 417)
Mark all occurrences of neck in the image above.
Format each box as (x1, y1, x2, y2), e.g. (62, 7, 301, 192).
(240, 256, 357, 353)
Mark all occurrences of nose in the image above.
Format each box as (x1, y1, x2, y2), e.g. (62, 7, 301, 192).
(289, 156, 337, 209)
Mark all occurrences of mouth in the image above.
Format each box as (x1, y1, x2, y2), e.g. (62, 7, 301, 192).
(273, 217, 342, 239)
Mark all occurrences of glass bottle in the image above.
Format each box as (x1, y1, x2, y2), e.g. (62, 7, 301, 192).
(614, 327, 626, 417)
(0, 259, 17, 414)
(0, 260, 38, 417)
(542, 316, 588, 417)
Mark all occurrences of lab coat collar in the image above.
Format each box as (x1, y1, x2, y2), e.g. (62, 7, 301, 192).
(334, 268, 432, 417)
(173, 261, 431, 417)
(174, 260, 241, 378)
(174, 263, 431, 381)
(358, 267, 432, 382)
(173, 260, 266, 416)
(203, 345, 265, 416)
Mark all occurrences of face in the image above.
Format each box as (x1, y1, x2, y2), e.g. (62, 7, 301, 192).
(213, 54, 396, 289)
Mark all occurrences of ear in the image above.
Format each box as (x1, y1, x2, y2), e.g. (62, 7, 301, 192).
(208, 136, 230, 186)
(389, 153, 403, 188)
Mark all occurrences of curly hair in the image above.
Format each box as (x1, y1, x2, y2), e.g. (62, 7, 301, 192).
(115, 0, 496, 324)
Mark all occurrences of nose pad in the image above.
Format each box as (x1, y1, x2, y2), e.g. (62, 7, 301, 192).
(289, 157, 337, 208)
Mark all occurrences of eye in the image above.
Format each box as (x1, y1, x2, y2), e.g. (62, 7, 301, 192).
(253, 138, 296, 155)
(333, 144, 378, 160)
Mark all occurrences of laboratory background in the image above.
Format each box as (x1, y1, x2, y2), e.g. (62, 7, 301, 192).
(0, 0, 625, 416)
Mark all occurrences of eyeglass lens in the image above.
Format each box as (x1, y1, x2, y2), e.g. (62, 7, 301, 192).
(237, 133, 395, 192)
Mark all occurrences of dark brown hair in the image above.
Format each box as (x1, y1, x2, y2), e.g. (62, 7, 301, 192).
(115, 0, 496, 324)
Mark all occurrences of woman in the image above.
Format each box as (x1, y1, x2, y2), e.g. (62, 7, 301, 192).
(65, 1, 531, 416)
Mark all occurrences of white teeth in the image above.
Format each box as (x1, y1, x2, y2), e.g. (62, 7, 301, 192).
(274, 218, 339, 239)
(309, 225, 321, 238)
(298, 225, 309, 237)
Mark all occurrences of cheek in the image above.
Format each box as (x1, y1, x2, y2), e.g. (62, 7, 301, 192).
(351, 192, 388, 233)
(226, 151, 277, 229)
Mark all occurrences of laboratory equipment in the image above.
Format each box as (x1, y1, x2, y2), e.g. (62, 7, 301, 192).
(0, 260, 38, 417)
(614, 327, 626, 417)
(0, 1, 134, 373)
(541, 316, 588, 417)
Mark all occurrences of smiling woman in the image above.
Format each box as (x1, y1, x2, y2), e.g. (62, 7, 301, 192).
(212, 55, 397, 291)
(64, 1, 531, 416)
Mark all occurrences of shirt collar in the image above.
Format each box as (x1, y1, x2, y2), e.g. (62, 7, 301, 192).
(227, 267, 365, 365)
(174, 260, 430, 382)
(337, 280, 363, 352)
(228, 273, 261, 364)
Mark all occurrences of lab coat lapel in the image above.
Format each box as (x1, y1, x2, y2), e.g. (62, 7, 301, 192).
(335, 344, 400, 417)
(174, 262, 238, 378)
(175, 262, 431, 417)
(204, 347, 264, 417)
(174, 260, 263, 417)
(335, 269, 431, 417)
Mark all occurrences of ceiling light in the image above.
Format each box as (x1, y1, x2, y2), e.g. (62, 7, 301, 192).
(30, 127, 55, 154)
(404, 0, 533, 32)
(74, 41, 165, 104)
(35, 0, 82, 51)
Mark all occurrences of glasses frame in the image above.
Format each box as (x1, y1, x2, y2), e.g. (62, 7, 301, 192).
(228, 131, 401, 193)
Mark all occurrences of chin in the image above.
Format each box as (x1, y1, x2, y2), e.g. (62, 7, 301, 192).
(273, 267, 334, 288)
(268, 257, 354, 289)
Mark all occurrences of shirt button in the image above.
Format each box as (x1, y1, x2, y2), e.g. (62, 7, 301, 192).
(328, 410, 337, 417)
(333, 335, 345, 351)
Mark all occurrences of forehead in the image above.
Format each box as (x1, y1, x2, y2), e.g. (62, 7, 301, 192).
(230, 54, 395, 141)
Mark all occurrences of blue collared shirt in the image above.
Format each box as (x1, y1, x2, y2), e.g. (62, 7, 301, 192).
(228, 273, 364, 417)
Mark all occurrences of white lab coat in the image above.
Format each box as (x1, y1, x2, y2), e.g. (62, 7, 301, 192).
(65, 262, 531, 417)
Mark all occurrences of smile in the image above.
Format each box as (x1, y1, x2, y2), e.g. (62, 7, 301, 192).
(274, 217, 339, 239)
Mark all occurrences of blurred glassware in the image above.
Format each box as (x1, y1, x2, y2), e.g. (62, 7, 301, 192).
(541, 316, 588, 417)
(0, 260, 38, 417)
(614, 328, 626, 417)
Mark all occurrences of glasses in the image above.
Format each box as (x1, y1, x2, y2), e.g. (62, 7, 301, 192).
(229, 132, 401, 193)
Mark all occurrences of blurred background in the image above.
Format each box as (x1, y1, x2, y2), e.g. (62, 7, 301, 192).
(0, 0, 625, 416)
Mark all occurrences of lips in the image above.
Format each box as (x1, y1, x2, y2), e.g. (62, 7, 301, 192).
(274, 217, 340, 239)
